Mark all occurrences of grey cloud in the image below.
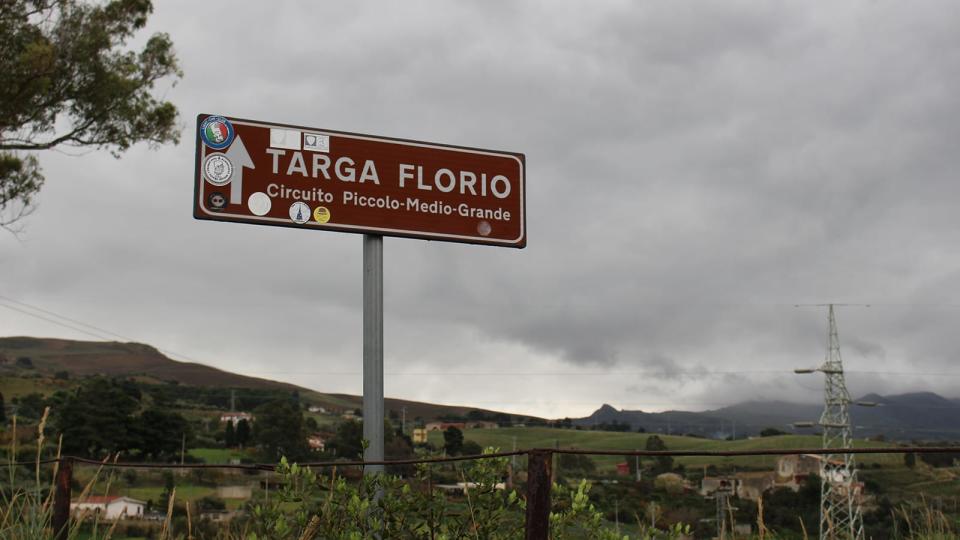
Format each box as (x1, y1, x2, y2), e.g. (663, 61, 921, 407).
(3, 1, 960, 417)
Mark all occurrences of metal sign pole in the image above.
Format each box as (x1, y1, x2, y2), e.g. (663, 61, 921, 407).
(362, 234, 384, 475)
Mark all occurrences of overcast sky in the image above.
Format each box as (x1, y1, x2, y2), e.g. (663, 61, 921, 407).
(2, 1, 960, 418)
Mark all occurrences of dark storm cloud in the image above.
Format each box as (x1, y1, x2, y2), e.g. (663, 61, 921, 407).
(2, 1, 960, 416)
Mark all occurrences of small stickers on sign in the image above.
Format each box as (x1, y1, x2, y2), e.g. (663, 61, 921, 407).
(270, 128, 301, 150)
(203, 154, 233, 185)
(200, 116, 235, 150)
(313, 206, 331, 223)
(247, 192, 271, 216)
(289, 201, 310, 224)
(303, 133, 330, 152)
(477, 220, 492, 237)
(208, 192, 227, 211)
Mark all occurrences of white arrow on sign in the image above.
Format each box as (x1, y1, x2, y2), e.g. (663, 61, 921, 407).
(226, 135, 255, 204)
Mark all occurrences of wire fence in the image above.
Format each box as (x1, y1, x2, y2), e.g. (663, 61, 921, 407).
(13, 444, 960, 469)
(8, 445, 958, 540)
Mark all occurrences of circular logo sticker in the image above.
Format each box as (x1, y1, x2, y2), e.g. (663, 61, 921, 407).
(477, 220, 492, 237)
(200, 115, 235, 150)
(248, 192, 271, 216)
(289, 201, 310, 224)
(203, 153, 233, 185)
(313, 206, 331, 223)
(208, 192, 227, 211)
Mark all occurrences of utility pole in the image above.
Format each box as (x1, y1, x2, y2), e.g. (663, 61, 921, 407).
(635, 451, 641, 482)
(795, 304, 867, 540)
(401, 406, 406, 435)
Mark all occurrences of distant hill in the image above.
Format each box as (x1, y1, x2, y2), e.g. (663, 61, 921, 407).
(576, 392, 960, 441)
(0, 336, 539, 423)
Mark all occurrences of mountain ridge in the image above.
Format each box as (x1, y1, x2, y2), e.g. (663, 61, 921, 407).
(576, 392, 960, 440)
(0, 336, 540, 422)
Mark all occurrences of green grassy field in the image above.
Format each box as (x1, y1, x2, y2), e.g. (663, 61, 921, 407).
(429, 427, 902, 471)
(189, 447, 248, 463)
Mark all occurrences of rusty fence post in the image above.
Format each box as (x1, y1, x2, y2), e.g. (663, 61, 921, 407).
(52, 457, 73, 540)
(524, 449, 553, 540)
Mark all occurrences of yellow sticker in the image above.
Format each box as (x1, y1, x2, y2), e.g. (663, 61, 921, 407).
(313, 206, 331, 223)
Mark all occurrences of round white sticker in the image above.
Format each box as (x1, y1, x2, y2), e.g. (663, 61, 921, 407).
(289, 201, 310, 224)
(247, 192, 271, 216)
(203, 153, 233, 185)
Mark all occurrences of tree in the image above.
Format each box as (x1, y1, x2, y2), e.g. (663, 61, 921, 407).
(461, 440, 483, 456)
(0, 0, 181, 231)
(224, 420, 236, 448)
(760, 427, 787, 437)
(443, 426, 464, 455)
(52, 377, 140, 457)
(235, 418, 250, 448)
(558, 452, 596, 478)
(252, 399, 311, 462)
(135, 407, 191, 461)
(327, 419, 364, 459)
(645, 435, 674, 472)
(15, 392, 46, 420)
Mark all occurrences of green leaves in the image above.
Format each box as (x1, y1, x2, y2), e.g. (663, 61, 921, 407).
(0, 0, 181, 230)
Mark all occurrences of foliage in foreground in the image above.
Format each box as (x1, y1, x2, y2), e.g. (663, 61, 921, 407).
(241, 454, 681, 540)
(1, 415, 957, 539)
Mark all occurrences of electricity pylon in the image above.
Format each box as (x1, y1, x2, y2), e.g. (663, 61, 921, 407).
(795, 304, 865, 540)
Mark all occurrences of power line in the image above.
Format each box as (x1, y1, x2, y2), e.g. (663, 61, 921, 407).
(4, 294, 960, 381)
(0, 294, 204, 365)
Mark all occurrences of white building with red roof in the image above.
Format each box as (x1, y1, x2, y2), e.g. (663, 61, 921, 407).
(71, 495, 146, 520)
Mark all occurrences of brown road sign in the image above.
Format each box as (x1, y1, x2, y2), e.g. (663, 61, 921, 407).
(193, 114, 526, 248)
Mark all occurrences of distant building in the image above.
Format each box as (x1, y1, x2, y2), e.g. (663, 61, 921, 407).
(413, 428, 429, 444)
(700, 476, 735, 497)
(734, 471, 776, 501)
(308, 405, 327, 413)
(698, 454, 858, 503)
(465, 421, 499, 430)
(341, 410, 358, 420)
(615, 462, 630, 476)
(425, 422, 466, 432)
(71, 496, 145, 520)
(776, 454, 821, 487)
(220, 412, 253, 426)
(307, 434, 326, 451)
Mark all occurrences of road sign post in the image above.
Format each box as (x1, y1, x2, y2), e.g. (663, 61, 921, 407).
(363, 234, 384, 475)
(194, 114, 525, 474)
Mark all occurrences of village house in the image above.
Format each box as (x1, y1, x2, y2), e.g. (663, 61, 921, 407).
(220, 412, 253, 426)
(307, 433, 326, 451)
(307, 405, 327, 413)
(734, 471, 777, 501)
(71, 496, 146, 520)
(465, 420, 499, 429)
(425, 422, 466, 432)
(776, 454, 822, 488)
(699, 476, 735, 497)
(412, 427, 429, 444)
(700, 454, 866, 503)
